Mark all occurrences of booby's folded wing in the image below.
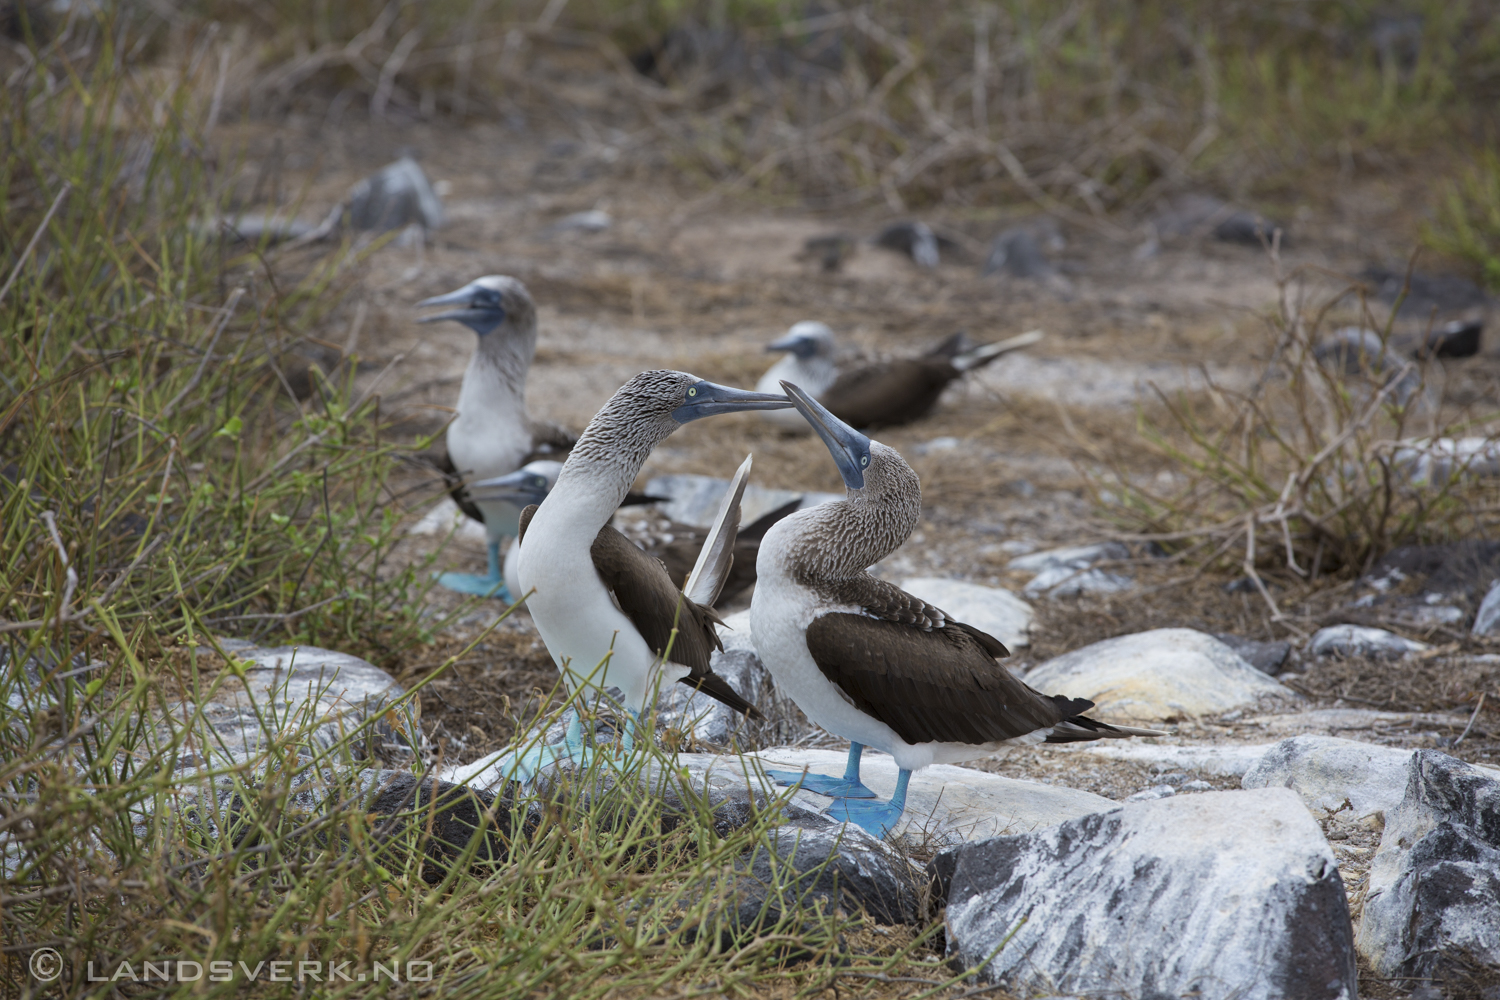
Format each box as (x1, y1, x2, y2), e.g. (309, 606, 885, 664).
(805, 612, 1083, 746)
(829, 575, 1010, 659)
(520, 504, 760, 719)
(525, 417, 578, 459)
(819, 358, 956, 429)
(434, 446, 485, 524)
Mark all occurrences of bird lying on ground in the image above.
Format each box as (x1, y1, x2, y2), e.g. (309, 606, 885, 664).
(416, 275, 575, 600)
(754, 321, 1042, 430)
(750, 381, 1163, 837)
(503, 372, 793, 777)
(473, 461, 801, 606)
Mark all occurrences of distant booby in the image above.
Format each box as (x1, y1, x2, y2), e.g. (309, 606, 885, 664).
(754, 322, 1043, 430)
(512, 371, 793, 763)
(474, 462, 801, 606)
(751, 382, 1162, 837)
(417, 275, 575, 600)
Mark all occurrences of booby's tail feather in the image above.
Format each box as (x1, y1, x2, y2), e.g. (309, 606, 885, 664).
(683, 454, 752, 608)
(677, 671, 765, 720)
(951, 329, 1044, 373)
(1043, 713, 1167, 744)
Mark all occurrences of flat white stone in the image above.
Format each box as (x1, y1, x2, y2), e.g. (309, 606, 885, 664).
(944, 787, 1356, 999)
(899, 577, 1033, 650)
(1243, 736, 1441, 819)
(1059, 740, 1274, 777)
(1309, 624, 1427, 659)
(407, 496, 488, 544)
(1024, 628, 1293, 721)
(1022, 565, 1133, 598)
(1006, 541, 1129, 575)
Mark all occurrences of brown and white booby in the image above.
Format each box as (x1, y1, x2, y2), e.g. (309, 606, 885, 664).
(754, 322, 1043, 430)
(473, 462, 801, 606)
(511, 371, 792, 767)
(750, 381, 1161, 837)
(417, 275, 575, 600)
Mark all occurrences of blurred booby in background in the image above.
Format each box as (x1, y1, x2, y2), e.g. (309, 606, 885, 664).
(754, 322, 1043, 430)
(418, 275, 575, 600)
(510, 371, 793, 772)
(750, 381, 1162, 837)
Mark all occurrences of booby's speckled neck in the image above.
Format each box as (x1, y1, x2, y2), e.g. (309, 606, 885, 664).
(784, 441, 921, 584)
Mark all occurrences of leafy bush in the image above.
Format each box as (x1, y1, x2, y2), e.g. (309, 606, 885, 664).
(1426, 150, 1500, 290)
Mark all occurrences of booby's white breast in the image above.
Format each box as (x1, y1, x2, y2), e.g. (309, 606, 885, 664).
(752, 514, 1034, 772)
(517, 488, 690, 711)
(447, 354, 533, 484)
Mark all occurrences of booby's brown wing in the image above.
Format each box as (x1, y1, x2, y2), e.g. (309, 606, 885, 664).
(435, 447, 485, 524)
(819, 358, 959, 429)
(518, 505, 761, 719)
(805, 612, 1086, 745)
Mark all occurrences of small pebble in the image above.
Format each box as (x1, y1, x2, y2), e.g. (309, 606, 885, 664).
(1180, 780, 1214, 792)
(1125, 784, 1177, 802)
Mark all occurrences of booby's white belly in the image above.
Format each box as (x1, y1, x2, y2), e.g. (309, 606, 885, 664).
(752, 545, 1032, 772)
(516, 521, 689, 711)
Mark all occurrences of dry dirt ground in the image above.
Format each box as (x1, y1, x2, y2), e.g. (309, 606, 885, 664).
(222, 109, 1499, 997)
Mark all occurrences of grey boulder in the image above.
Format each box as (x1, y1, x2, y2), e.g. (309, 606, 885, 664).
(941, 788, 1356, 999)
(1243, 735, 1451, 820)
(1357, 750, 1500, 981)
(1309, 624, 1428, 659)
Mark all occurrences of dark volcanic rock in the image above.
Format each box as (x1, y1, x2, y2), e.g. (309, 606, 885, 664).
(1358, 750, 1500, 982)
(1211, 632, 1292, 673)
(941, 788, 1357, 999)
(1361, 266, 1491, 319)
(1419, 319, 1483, 359)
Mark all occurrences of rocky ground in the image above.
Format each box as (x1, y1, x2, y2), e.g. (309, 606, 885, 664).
(206, 111, 1500, 999)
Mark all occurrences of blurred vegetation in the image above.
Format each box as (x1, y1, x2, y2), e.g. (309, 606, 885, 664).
(1427, 151, 1500, 289)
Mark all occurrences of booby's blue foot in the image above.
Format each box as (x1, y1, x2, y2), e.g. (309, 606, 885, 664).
(765, 743, 878, 799)
(765, 771, 879, 799)
(436, 542, 512, 599)
(827, 768, 911, 839)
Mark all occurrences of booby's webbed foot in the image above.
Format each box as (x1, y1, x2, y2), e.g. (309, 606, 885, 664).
(435, 571, 513, 600)
(764, 770, 878, 799)
(827, 768, 911, 839)
(827, 797, 906, 838)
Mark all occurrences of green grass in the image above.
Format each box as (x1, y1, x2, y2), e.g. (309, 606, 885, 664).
(1426, 150, 1500, 290)
(0, 9, 971, 998)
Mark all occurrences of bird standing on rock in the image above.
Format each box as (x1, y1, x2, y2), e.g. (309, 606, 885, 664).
(750, 382, 1163, 837)
(508, 371, 793, 774)
(417, 275, 575, 600)
(754, 322, 1043, 430)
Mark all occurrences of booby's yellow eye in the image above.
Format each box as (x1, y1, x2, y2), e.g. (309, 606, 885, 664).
(861, 455, 869, 466)
(687, 387, 697, 396)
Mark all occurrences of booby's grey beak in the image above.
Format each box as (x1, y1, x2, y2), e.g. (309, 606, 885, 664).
(416, 283, 507, 336)
(781, 380, 871, 490)
(671, 381, 793, 423)
(467, 469, 551, 506)
(766, 333, 816, 358)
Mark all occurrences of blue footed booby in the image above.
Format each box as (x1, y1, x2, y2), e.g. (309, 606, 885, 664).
(505, 371, 792, 773)
(754, 323, 1043, 430)
(417, 275, 575, 600)
(473, 462, 801, 606)
(751, 382, 1162, 837)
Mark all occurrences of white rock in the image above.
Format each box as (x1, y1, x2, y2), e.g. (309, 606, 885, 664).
(1474, 579, 1500, 634)
(1022, 564, 1133, 598)
(1061, 740, 1274, 777)
(407, 496, 488, 544)
(552, 209, 611, 232)
(1024, 628, 1293, 722)
(1242, 736, 1433, 820)
(899, 577, 1033, 650)
(1006, 541, 1130, 575)
(1125, 783, 1176, 801)
(943, 787, 1356, 999)
(1358, 751, 1500, 981)
(1309, 624, 1427, 659)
